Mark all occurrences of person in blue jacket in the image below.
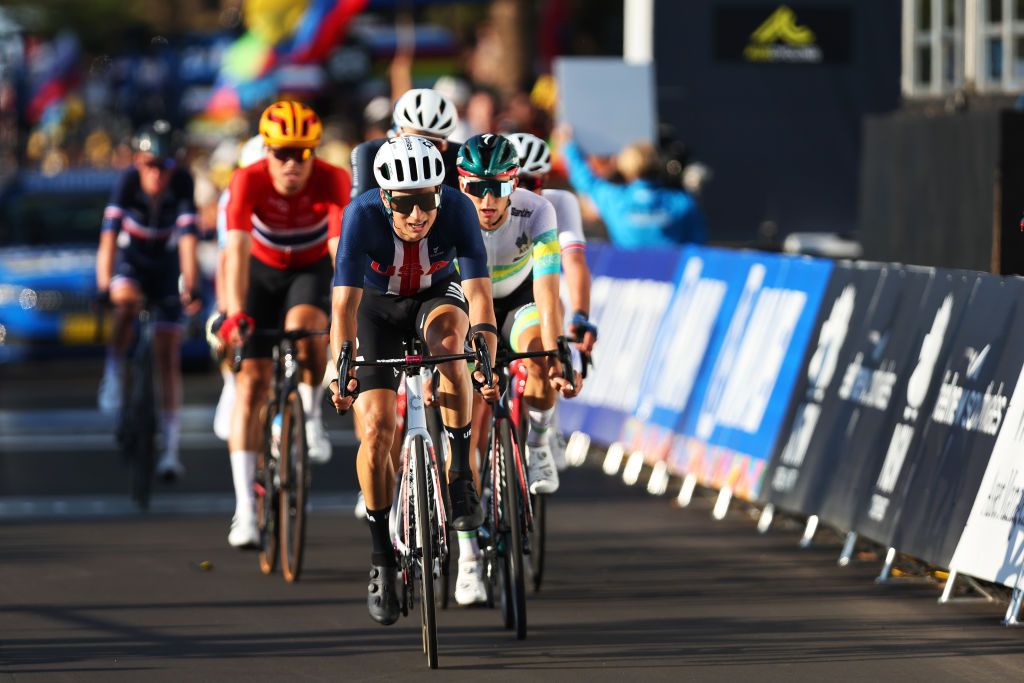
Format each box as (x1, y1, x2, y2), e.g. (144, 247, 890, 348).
(556, 126, 707, 248)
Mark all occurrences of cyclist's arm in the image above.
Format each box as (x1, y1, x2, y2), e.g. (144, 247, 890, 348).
(462, 276, 498, 366)
(530, 216, 562, 351)
(175, 171, 201, 300)
(349, 140, 382, 199)
(533, 272, 563, 351)
(561, 249, 590, 317)
(330, 284, 362, 362)
(97, 174, 129, 293)
(223, 172, 255, 316)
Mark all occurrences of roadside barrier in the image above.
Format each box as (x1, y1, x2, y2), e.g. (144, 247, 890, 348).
(564, 243, 1024, 626)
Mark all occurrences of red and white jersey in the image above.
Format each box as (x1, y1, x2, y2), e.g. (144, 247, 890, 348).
(226, 158, 351, 270)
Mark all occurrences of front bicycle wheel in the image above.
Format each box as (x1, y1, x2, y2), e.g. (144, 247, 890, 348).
(527, 492, 546, 592)
(425, 404, 450, 610)
(414, 436, 439, 669)
(257, 400, 280, 575)
(279, 391, 309, 583)
(126, 336, 157, 511)
(498, 419, 527, 640)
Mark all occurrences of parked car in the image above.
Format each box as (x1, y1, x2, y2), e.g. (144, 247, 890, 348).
(0, 169, 215, 365)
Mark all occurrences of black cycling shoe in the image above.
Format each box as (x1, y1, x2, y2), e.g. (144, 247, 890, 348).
(449, 477, 484, 531)
(367, 565, 400, 625)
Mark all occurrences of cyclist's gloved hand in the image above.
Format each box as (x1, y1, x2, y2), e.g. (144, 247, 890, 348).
(205, 311, 226, 353)
(569, 310, 597, 354)
(548, 357, 584, 399)
(218, 311, 254, 346)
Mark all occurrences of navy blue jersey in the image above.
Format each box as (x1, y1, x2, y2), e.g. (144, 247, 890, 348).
(101, 167, 197, 266)
(349, 137, 462, 199)
(334, 184, 488, 295)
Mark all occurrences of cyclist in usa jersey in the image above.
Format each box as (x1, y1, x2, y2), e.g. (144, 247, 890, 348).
(218, 101, 351, 549)
(330, 136, 499, 626)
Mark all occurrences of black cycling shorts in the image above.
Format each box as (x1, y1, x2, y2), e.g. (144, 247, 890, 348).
(244, 256, 332, 359)
(355, 274, 470, 392)
(111, 249, 182, 324)
(493, 275, 535, 344)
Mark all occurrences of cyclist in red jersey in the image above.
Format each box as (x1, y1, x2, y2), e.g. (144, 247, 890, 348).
(218, 100, 351, 548)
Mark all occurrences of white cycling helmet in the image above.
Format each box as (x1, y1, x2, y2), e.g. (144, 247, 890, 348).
(506, 132, 551, 176)
(393, 88, 458, 139)
(373, 135, 446, 191)
(238, 134, 266, 168)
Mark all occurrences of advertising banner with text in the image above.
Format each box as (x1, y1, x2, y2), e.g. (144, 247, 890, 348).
(669, 253, 832, 500)
(892, 276, 1024, 569)
(759, 262, 885, 511)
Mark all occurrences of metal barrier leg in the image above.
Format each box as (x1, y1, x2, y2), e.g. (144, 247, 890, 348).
(876, 547, 897, 583)
(676, 473, 697, 508)
(622, 450, 645, 486)
(798, 515, 818, 549)
(646, 461, 669, 495)
(838, 531, 857, 567)
(1005, 588, 1023, 626)
(757, 503, 775, 534)
(566, 431, 591, 467)
(712, 486, 732, 520)
(602, 442, 625, 476)
(938, 569, 958, 603)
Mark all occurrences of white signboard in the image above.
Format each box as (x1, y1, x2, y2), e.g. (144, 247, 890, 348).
(949, 361, 1024, 588)
(554, 57, 656, 156)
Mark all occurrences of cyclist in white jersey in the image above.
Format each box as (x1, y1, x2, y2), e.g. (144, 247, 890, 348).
(454, 133, 582, 605)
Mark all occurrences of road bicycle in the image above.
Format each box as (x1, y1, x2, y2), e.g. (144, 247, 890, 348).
(480, 335, 577, 640)
(116, 306, 158, 511)
(233, 328, 327, 583)
(336, 333, 491, 669)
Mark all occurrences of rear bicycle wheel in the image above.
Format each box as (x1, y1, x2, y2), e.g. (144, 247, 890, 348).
(414, 436, 438, 669)
(257, 400, 280, 575)
(498, 419, 527, 640)
(279, 391, 309, 583)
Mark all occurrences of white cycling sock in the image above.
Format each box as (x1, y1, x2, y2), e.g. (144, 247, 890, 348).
(298, 382, 322, 421)
(230, 450, 257, 516)
(528, 406, 555, 445)
(457, 529, 480, 561)
(161, 411, 180, 456)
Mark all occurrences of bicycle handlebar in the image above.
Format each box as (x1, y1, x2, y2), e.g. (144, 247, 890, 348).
(231, 325, 327, 373)
(496, 335, 580, 392)
(334, 334, 493, 414)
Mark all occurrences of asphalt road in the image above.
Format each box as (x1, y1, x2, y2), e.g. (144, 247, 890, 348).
(1, 360, 1022, 680)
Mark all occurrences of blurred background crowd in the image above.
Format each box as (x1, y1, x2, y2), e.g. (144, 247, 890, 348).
(0, 0, 707, 249)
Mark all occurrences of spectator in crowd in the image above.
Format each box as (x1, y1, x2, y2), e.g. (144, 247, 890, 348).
(555, 126, 707, 248)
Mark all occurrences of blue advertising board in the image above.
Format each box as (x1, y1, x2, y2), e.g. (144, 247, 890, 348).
(669, 252, 833, 500)
(557, 243, 684, 445)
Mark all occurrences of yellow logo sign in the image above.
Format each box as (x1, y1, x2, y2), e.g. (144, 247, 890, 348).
(744, 5, 822, 63)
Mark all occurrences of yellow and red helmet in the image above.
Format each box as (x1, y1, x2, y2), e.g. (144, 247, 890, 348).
(258, 100, 322, 148)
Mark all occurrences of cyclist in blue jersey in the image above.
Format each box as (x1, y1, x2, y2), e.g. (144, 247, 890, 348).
(330, 136, 499, 626)
(96, 120, 200, 481)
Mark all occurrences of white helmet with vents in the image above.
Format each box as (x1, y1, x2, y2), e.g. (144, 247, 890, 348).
(506, 132, 551, 175)
(393, 88, 458, 139)
(373, 135, 446, 191)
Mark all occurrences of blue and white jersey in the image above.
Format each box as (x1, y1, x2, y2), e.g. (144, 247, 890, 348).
(334, 185, 489, 296)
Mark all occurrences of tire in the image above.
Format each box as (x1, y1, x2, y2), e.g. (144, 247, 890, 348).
(498, 419, 527, 640)
(425, 405, 451, 610)
(126, 328, 156, 511)
(279, 391, 308, 583)
(257, 400, 280, 575)
(414, 436, 438, 669)
(527, 492, 546, 592)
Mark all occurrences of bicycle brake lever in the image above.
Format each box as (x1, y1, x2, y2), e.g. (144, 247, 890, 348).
(472, 332, 494, 390)
(335, 341, 354, 415)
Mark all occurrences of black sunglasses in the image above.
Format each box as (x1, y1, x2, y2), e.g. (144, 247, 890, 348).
(269, 147, 313, 163)
(462, 177, 515, 198)
(385, 190, 441, 215)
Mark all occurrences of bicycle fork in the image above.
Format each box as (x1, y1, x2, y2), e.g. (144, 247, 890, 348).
(391, 373, 449, 576)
